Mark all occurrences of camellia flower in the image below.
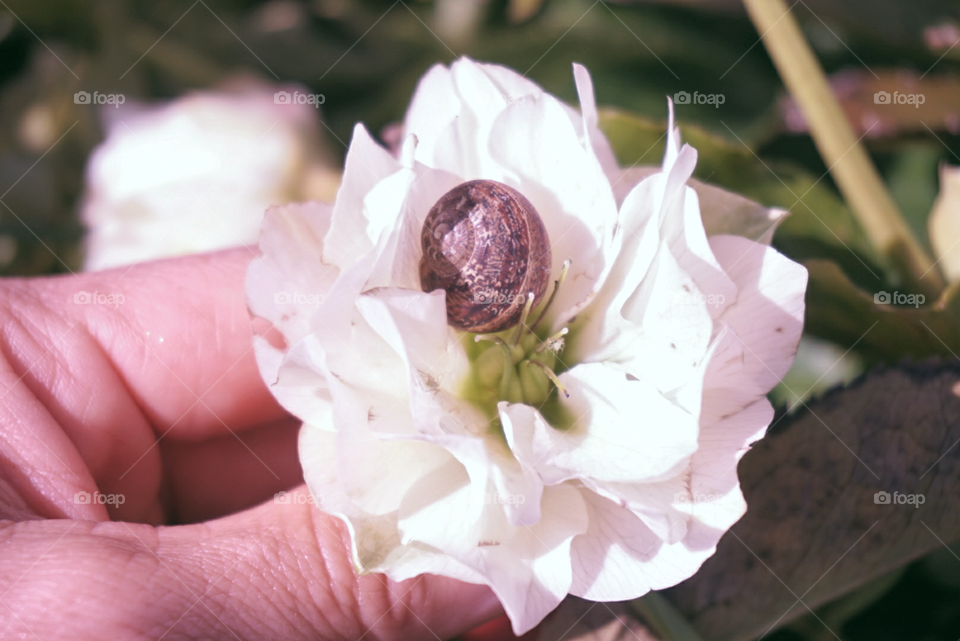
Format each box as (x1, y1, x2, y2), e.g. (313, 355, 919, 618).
(81, 83, 337, 271)
(247, 58, 807, 634)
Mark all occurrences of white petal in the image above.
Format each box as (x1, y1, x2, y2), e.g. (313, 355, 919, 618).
(662, 183, 737, 321)
(404, 58, 511, 178)
(400, 478, 588, 636)
(584, 474, 690, 544)
(366, 163, 463, 291)
(663, 98, 681, 170)
(703, 235, 807, 422)
(299, 424, 400, 569)
(608, 163, 784, 247)
(488, 93, 618, 329)
(689, 398, 772, 531)
(323, 124, 401, 269)
(337, 416, 454, 516)
(402, 64, 460, 167)
(474, 60, 545, 100)
(695, 180, 787, 245)
(569, 489, 659, 600)
(570, 486, 708, 599)
(246, 201, 339, 341)
(610, 166, 659, 206)
(569, 400, 771, 600)
(570, 188, 714, 399)
(257, 334, 333, 429)
(503, 362, 698, 485)
(356, 288, 452, 379)
(572, 63, 622, 178)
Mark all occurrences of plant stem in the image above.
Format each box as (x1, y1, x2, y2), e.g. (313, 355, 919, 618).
(741, 0, 944, 298)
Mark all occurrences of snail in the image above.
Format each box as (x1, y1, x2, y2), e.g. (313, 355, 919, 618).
(420, 179, 552, 333)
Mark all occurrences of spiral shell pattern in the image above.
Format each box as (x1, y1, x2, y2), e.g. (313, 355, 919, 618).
(420, 180, 552, 333)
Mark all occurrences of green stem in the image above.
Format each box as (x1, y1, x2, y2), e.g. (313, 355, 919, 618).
(741, 0, 944, 298)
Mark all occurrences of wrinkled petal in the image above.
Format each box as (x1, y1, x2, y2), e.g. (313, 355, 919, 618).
(569, 397, 772, 600)
(570, 168, 714, 401)
(247, 202, 338, 339)
(503, 362, 698, 485)
(702, 235, 807, 423)
(572, 63, 622, 179)
(323, 124, 401, 269)
(488, 94, 618, 329)
(400, 478, 588, 636)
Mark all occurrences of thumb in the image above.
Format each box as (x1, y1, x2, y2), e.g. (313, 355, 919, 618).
(2, 489, 503, 640)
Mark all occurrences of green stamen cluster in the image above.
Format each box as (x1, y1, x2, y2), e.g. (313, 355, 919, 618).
(462, 260, 571, 413)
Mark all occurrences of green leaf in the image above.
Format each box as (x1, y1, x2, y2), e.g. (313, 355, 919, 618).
(803, 259, 960, 362)
(665, 360, 960, 640)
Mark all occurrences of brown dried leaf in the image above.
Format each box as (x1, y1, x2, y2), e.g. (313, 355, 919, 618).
(667, 360, 960, 640)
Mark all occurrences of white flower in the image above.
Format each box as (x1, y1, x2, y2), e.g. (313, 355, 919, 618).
(247, 59, 807, 634)
(81, 84, 336, 271)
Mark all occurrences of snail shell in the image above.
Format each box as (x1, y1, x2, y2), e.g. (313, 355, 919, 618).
(420, 179, 552, 333)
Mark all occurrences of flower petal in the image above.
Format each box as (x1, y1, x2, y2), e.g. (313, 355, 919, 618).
(572, 63, 621, 178)
(568, 489, 660, 600)
(257, 334, 333, 429)
(323, 124, 401, 269)
(702, 235, 807, 422)
(399, 476, 588, 636)
(569, 397, 772, 600)
(503, 362, 699, 485)
(487, 93, 618, 329)
(570, 186, 714, 401)
(246, 201, 338, 339)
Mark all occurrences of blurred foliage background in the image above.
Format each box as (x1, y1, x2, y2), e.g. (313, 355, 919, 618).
(2, 0, 960, 639)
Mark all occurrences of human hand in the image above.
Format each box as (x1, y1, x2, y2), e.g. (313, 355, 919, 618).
(0, 248, 503, 640)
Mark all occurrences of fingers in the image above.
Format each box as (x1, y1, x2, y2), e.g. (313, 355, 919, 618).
(160, 415, 302, 524)
(0, 248, 293, 521)
(35, 247, 287, 438)
(0, 493, 503, 641)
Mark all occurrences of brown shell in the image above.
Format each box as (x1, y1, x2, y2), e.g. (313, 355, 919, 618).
(420, 180, 552, 333)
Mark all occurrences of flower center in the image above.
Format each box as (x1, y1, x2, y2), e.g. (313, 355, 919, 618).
(460, 260, 571, 417)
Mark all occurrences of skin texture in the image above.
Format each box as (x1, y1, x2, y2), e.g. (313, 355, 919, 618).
(0, 247, 503, 640)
